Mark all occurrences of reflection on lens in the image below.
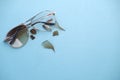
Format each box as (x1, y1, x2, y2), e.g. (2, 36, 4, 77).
(4, 24, 29, 48)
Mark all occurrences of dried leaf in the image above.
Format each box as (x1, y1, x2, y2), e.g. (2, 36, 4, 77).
(55, 21, 65, 31)
(42, 40, 55, 52)
(53, 30, 59, 36)
(47, 19, 53, 23)
(42, 25, 52, 32)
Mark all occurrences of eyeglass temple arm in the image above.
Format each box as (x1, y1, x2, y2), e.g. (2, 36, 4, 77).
(24, 10, 55, 27)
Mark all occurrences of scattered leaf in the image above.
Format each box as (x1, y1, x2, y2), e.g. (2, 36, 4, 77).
(42, 25, 52, 31)
(53, 30, 59, 36)
(55, 21, 65, 31)
(30, 29, 37, 34)
(42, 40, 55, 52)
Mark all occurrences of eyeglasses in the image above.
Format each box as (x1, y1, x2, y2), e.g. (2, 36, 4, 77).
(4, 10, 65, 51)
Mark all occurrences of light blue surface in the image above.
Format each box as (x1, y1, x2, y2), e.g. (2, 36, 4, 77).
(0, 0, 120, 80)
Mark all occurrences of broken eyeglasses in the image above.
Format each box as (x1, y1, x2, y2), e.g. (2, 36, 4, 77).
(4, 10, 65, 51)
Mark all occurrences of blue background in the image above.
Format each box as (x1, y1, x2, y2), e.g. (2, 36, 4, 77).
(0, 0, 120, 80)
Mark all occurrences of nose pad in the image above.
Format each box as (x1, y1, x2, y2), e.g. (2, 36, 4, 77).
(30, 35, 35, 40)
